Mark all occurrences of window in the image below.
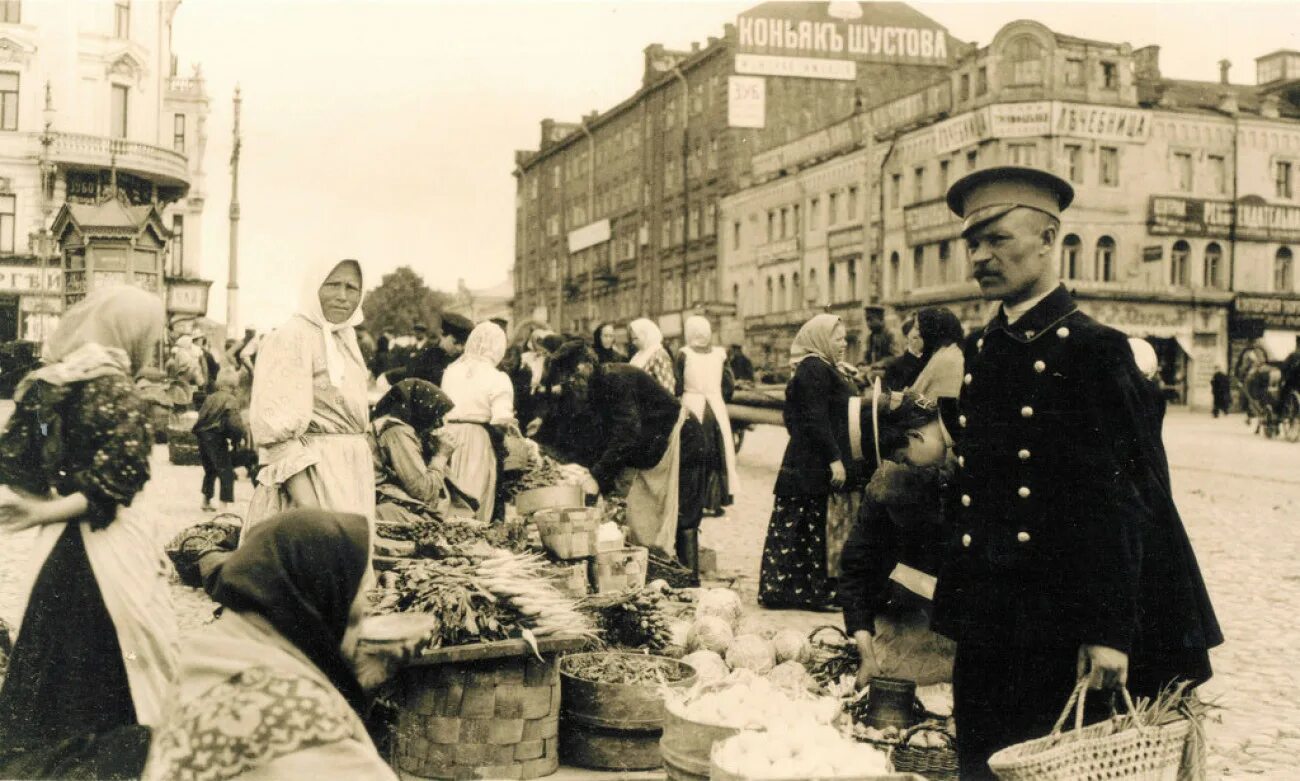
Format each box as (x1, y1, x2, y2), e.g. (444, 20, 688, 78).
(847, 187, 858, 220)
(169, 215, 184, 276)
(689, 207, 700, 240)
(809, 197, 820, 230)
(913, 246, 924, 287)
(1208, 155, 1226, 194)
(1275, 247, 1294, 292)
(792, 204, 800, 235)
(913, 166, 925, 202)
(778, 274, 787, 311)
(1008, 143, 1036, 166)
(665, 98, 675, 129)
(966, 150, 978, 171)
(779, 207, 788, 238)
(766, 211, 774, 242)
(0, 194, 12, 253)
(0, 2, 19, 23)
(1095, 236, 1116, 282)
(1061, 234, 1082, 280)
(959, 73, 970, 101)
(766, 277, 774, 313)
(115, 0, 129, 38)
(1170, 240, 1191, 285)
(848, 259, 857, 301)
(890, 174, 901, 208)
(828, 192, 839, 226)
(110, 84, 129, 139)
(826, 265, 836, 304)
(1099, 147, 1119, 186)
(1174, 151, 1194, 192)
(976, 66, 988, 96)
(938, 240, 951, 282)
(1204, 243, 1223, 289)
(889, 252, 901, 295)
(1065, 144, 1083, 183)
(732, 220, 741, 250)
(1101, 61, 1118, 89)
(939, 160, 950, 193)
(1277, 161, 1294, 199)
(0, 72, 15, 131)
(1065, 58, 1085, 86)
(172, 113, 186, 152)
(792, 272, 801, 307)
(1007, 36, 1044, 85)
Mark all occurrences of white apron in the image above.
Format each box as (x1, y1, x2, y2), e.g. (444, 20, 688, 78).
(623, 407, 689, 559)
(679, 347, 740, 498)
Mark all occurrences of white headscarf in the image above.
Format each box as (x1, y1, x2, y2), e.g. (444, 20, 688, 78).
(628, 318, 664, 369)
(296, 258, 365, 388)
(684, 315, 713, 351)
(452, 322, 508, 381)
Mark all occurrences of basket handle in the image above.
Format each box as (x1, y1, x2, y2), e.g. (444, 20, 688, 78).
(1050, 678, 1146, 742)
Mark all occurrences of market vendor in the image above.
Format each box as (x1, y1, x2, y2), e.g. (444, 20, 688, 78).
(541, 342, 706, 576)
(839, 388, 957, 688)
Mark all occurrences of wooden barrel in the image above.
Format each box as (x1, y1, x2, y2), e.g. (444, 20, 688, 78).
(558, 652, 695, 771)
(658, 699, 744, 781)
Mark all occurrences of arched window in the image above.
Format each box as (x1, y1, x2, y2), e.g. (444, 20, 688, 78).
(1276, 247, 1294, 292)
(890, 252, 901, 295)
(778, 274, 787, 311)
(913, 246, 925, 287)
(827, 264, 837, 304)
(1007, 35, 1044, 85)
(1204, 243, 1223, 289)
(1061, 234, 1082, 280)
(1096, 236, 1116, 282)
(792, 272, 802, 308)
(765, 277, 773, 313)
(732, 283, 740, 313)
(809, 268, 819, 306)
(848, 259, 858, 300)
(1171, 240, 1191, 286)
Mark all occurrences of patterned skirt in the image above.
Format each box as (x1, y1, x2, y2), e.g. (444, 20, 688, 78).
(758, 495, 839, 611)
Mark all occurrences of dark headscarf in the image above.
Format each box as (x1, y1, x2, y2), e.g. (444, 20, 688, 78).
(372, 378, 453, 432)
(915, 307, 964, 365)
(592, 322, 625, 364)
(208, 509, 370, 715)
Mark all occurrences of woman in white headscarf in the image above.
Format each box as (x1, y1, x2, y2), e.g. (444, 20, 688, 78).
(246, 259, 375, 530)
(628, 318, 676, 394)
(0, 285, 177, 778)
(440, 322, 516, 522)
(674, 316, 738, 516)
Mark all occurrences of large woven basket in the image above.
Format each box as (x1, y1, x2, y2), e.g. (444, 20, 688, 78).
(888, 723, 958, 781)
(988, 682, 1191, 781)
(534, 507, 601, 560)
(390, 640, 577, 780)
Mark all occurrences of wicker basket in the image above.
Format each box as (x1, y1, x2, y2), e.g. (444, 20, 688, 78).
(167, 427, 202, 466)
(988, 682, 1191, 781)
(888, 723, 958, 781)
(391, 641, 572, 780)
(533, 507, 601, 560)
(548, 560, 590, 598)
(590, 546, 648, 593)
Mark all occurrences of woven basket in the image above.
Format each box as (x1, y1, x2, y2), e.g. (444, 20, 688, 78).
(889, 723, 958, 781)
(590, 546, 649, 593)
(988, 681, 1190, 781)
(167, 427, 202, 466)
(534, 507, 601, 560)
(391, 649, 563, 780)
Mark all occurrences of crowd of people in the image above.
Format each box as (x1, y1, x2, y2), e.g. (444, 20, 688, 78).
(0, 165, 1228, 780)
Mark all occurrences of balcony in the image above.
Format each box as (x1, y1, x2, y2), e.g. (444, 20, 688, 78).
(50, 133, 190, 193)
(167, 76, 206, 98)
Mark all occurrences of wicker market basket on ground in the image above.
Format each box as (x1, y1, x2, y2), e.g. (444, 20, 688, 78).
(888, 723, 958, 781)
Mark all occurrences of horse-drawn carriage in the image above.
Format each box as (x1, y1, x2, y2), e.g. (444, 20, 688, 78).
(1235, 347, 1300, 441)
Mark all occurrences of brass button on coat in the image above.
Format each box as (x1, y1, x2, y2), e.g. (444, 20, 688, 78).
(958, 455, 966, 468)
(1021, 406, 1034, 418)
(963, 373, 973, 386)
(1018, 449, 1031, 461)
(1017, 531, 1031, 543)
(1034, 360, 1046, 373)
(1018, 486, 1031, 498)
(962, 534, 972, 547)
(961, 494, 972, 507)
(959, 415, 967, 428)
(1057, 326, 1070, 339)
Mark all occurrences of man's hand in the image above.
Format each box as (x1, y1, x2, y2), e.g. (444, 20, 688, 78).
(854, 630, 875, 689)
(1077, 644, 1129, 690)
(829, 460, 847, 489)
(525, 418, 543, 437)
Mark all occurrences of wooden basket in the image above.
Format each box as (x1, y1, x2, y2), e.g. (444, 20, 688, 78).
(534, 507, 601, 560)
(888, 723, 959, 781)
(390, 637, 583, 780)
(590, 546, 649, 593)
(515, 484, 584, 515)
(548, 561, 590, 598)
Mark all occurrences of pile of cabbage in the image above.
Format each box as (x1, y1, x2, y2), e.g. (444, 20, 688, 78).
(711, 723, 890, 779)
(663, 669, 840, 731)
(678, 588, 816, 694)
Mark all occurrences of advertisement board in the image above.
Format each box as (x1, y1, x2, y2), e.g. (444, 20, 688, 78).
(1148, 196, 1300, 243)
(736, 2, 952, 66)
(734, 53, 856, 81)
(728, 75, 767, 129)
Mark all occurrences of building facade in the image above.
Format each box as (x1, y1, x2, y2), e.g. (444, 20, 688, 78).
(0, 0, 209, 344)
(719, 19, 1300, 409)
(512, 2, 962, 340)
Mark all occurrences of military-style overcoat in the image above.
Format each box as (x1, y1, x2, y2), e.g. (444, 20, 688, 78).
(932, 285, 1221, 677)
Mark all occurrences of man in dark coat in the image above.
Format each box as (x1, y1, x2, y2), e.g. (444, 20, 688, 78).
(728, 344, 755, 383)
(933, 167, 1222, 779)
(407, 313, 472, 387)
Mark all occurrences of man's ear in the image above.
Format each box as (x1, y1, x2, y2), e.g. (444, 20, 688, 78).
(1040, 223, 1058, 254)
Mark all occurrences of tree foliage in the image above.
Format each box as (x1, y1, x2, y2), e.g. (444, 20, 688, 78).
(361, 266, 450, 336)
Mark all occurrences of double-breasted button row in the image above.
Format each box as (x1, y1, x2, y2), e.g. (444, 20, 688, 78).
(1018, 486, 1031, 498)
(959, 531, 1031, 547)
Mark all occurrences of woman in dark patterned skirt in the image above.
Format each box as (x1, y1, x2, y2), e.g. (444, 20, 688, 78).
(759, 314, 863, 611)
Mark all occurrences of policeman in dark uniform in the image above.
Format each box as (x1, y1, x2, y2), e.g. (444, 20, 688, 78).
(931, 167, 1223, 778)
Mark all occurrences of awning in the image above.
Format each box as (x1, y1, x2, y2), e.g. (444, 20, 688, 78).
(1174, 334, 1195, 358)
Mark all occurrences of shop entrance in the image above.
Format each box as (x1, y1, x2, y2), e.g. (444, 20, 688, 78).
(1148, 336, 1189, 405)
(0, 295, 17, 343)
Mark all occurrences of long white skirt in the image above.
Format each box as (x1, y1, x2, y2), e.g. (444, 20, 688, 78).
(442, 423, 498, 523)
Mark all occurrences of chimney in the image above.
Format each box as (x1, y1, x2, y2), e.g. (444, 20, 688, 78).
(1218, 59, 1231, 85)
(1218, 91, 1239, 115)
(691, 41, 700, 53)
(1261, 93, 1281, 119)
(1133, 45, 1161, 81)
(540, 118, 556, 148)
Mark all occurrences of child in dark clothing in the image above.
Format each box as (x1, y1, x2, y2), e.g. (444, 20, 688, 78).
(193, 369, 243, 511)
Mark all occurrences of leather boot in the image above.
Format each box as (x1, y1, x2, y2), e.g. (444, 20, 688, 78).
(676, 528, 701, 587)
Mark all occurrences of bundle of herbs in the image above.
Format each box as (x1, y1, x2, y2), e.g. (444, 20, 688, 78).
(579, 588, 675, 653)
(560, 651, 694, 686)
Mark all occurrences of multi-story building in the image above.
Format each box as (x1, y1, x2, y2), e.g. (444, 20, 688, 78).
(513, 2, 962, 339)
(720, 19, 1300, 409)
(0, 0, 209, 344)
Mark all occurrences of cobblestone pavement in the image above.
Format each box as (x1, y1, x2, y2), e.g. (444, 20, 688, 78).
(0, 402, 1296, 777)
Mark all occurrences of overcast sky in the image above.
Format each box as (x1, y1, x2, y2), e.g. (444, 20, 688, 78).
(170, 0, 1300, 331)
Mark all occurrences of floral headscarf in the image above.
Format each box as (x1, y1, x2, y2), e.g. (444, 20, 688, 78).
(297, 258, 365, 388)
(372, 378, 454, 432)
(788, 313, 843, 368)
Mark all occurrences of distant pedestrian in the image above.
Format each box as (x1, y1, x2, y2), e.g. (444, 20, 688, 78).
(728, 343, 755, 383)
(409, 313, 472, 387)
(675, 316, 738, 517)
(195, 369, 244, 513)
(882, 315, 924, 391)
(628, 318, 676, 394)
(1211, 366, 1232, 417)
(592, 321, 626, 364)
